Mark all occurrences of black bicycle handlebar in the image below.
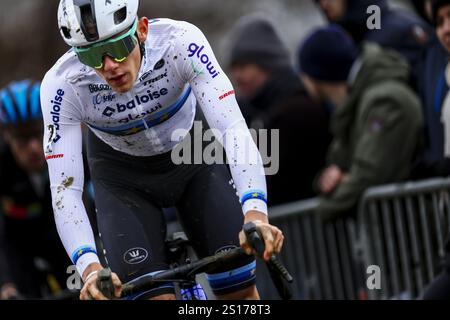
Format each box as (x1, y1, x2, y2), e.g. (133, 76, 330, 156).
(96, 222, 294, 300)
(119, 247, 247, 298)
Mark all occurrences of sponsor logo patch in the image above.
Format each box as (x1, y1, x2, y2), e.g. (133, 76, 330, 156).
(93, 92, 116, 106)
(154, 59, 165, 70)
(88, 84, 111, 93)
(117, 103, 163, 124)
(49, 89, 65, 143)
(187, 43, 220, 79)
(215, 245, 237, 255)
(46, 154, 64, 160)
(140, 72, 168, 86)
(102, 88, 168, 118)
(219, 90, 235, 101)
(123, 248, 149, 265)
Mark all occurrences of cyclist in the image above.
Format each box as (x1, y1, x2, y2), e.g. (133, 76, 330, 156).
(0, 80, 72, 299)
(41, 0, 284, 300)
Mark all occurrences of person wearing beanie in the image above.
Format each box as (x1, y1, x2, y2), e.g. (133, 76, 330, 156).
(227, 14, 332, 205)
(228, 14, 302, 130)
(298, 25, 423, 222)
(314, 0, 431, 87)
(229, 14, 291, 73)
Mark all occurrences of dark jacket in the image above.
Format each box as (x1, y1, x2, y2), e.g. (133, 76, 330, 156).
(316, 44, 424, 221)
(238, 67, 302, 130)
(0, 142, 96, 297)
(336, 0, 431, 79)
(0, 145, 69, 296)
(266, 87, 332, 205)
(228, 15, 331, 205)
(414, 35, 450, 178)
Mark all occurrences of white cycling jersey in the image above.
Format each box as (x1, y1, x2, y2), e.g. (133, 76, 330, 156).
(41, 19, 268, 276)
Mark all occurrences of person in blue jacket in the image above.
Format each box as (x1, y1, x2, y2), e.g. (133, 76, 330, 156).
(412, 0, 450, 178)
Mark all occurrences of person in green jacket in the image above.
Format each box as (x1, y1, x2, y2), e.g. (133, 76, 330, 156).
(298, 25, 424, 222)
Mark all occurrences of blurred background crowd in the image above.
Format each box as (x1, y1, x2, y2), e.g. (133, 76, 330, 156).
(1, 0, 450, 299)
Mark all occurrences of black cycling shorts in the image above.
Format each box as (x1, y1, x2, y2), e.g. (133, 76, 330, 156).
(86, 129, 255, 299)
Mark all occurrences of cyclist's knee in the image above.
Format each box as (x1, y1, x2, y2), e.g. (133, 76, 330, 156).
(216, 285, 259, 300)
(150, 293, 176, 300)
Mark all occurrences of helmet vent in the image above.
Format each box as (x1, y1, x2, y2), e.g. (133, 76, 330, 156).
(114, 7, 127, 25)
(61, 26, 72, 39)
(79, 4, 99, 42)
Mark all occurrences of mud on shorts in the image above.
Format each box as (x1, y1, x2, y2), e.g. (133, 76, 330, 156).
(86, 128, 256, 299)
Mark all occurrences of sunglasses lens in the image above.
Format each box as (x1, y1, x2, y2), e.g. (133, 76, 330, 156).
(75, 21, 139, 69)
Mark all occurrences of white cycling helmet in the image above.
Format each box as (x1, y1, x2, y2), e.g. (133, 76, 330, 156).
(57, 0, 139, 47)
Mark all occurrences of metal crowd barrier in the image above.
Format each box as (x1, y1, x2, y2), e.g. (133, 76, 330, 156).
(358, 178, 450, 300)
(258, 199, 361, 300)
(257, 178, 450, 300)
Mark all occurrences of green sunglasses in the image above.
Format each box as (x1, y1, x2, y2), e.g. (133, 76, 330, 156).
(74, 20, 139, 69)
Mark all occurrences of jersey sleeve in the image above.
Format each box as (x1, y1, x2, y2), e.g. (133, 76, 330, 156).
(173, 22, 268, 215)
(40, 71, 100, 277)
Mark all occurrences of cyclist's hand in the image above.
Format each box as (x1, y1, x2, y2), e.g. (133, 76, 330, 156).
(80, 264, 122, 300)
(0, 283, 22, 300)
(239, 211, 284, 262)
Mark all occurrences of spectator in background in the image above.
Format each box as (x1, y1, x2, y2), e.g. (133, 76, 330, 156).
(228, 15, 331, 204)
(412, 0, 434, 23)
(228, 14, 301, 130)
(422, 0, 450, 300)
(413, 0, 450, 178)
(0, 80, 71, 299)
(314, 0, 431, 84)
(298, 25, 423, 222)
(0, 80, 96, 299)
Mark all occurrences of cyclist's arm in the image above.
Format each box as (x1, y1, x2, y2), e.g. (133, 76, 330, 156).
(173, 22, 268, 217)
(40, 74, 100, 278)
